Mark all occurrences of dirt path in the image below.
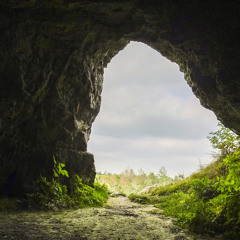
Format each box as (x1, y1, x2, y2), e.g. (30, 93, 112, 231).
(0, 196, 220, 240)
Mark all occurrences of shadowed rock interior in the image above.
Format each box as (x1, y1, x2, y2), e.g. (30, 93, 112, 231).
(0, 0, 240, 196)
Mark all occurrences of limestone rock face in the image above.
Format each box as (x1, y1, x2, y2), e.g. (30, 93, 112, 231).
(0, 0, 240, 195)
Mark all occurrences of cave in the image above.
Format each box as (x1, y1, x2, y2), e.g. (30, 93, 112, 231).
(0, 0, 240, 196)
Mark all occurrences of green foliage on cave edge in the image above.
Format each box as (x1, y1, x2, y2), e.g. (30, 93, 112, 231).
(129, 122, 240, 239)
(30, 156, 110, 210)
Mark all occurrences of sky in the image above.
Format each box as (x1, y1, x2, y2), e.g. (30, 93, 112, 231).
(88, 41, 219, 178)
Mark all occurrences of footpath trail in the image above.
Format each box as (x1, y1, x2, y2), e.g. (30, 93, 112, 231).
(0, 196, 220, 240)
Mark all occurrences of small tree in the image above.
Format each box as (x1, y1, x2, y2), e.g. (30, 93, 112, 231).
(157, 167, 167, 178)
(207, 122, 240, 157)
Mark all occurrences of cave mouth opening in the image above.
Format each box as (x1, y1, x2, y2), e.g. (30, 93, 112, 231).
(89, 41, 218, 178)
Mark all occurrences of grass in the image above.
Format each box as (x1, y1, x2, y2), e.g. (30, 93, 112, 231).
(31, 157, 110, 210)
(0, 181, 110, 212)
(188, 158, 222, 180)
(128, 153, 240, 239)
(33, 174, 110, 210)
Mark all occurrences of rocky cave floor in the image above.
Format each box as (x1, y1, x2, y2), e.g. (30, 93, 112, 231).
(0, 196, 223, 240)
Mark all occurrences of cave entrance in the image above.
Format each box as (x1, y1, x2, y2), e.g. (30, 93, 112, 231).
(88, 41, 218, 178)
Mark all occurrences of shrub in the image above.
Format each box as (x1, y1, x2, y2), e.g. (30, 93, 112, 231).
(207, 122, 240, 157)
(33, 156, 109, 210)
(128, 123, 240, 237)
(213, 151, 240, 226)
(128, 193, 152, 204)
(70, 175, 109, 208)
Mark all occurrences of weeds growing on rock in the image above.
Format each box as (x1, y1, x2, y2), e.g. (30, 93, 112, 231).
(33, 156, 109, 210)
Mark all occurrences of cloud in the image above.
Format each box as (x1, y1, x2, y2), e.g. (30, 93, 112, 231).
(89, 135, 211, 158)
(88, 41, 219, 176)
(92, 90, 217, 139)
(89, 135, 213, 177)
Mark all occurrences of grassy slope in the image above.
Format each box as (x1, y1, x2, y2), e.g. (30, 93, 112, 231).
(129, 154, 240, 239)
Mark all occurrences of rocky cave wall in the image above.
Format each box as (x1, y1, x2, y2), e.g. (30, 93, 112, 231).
(0, 0, 240, 196)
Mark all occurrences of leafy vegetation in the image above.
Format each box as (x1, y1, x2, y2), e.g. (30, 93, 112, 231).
(97, 167, 173, 195)
(207, 122, 240, 157)
(129, 123, 240, 239)
(33, 156, 109, 210)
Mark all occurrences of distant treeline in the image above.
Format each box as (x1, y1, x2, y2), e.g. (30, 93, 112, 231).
(96, 167, 184, 195)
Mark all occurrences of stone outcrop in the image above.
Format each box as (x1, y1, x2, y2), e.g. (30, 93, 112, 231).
(0, 0, 240, 196)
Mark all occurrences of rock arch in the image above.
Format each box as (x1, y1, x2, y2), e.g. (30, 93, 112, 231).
(0, 0, 240, 195)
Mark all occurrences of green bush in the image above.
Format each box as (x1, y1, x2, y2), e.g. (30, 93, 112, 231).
(128, 123, 240, 238)
(151, 179, 189, 196)
(35, 175, 69, 209)
(212, 151, 240, 226)
(128, 193, 152, 204)
(207, 122, 240, 157)
(129, 154, 240, 237)
(33, 156, 109, 210)
(189, 177, 217, 200)
(69, 175, 109, 208)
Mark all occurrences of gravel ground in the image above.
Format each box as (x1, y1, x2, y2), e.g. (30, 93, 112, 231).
(0, 197, 222, 240)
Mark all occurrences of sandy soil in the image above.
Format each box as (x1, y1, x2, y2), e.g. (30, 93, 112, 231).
(0, 196, 221, 240)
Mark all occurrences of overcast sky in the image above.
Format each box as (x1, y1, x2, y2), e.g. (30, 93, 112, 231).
(88, 41, 219, 177)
